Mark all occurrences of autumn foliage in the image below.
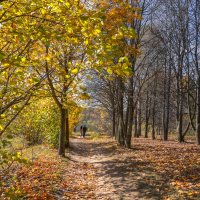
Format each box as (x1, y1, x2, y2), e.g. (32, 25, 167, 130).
(0, 147, 96, 200)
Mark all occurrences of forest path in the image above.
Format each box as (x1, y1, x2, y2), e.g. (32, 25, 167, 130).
(68, 136, 164, 200)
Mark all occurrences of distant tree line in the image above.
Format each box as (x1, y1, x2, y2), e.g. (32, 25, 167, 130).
(89, 0, 200, 146)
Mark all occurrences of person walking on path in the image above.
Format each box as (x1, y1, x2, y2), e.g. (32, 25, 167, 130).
(83, 125, 87, 138)
(80, 126, 83, 137)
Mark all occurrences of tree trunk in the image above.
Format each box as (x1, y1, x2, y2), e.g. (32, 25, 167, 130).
(152, 105, 156, 140)
(196, 78, 200, 145)
(134, 108, 138, 137)
(164, 63, 171, 141)
(177, 58, 184, 143)
(58, 108, 66, 156)
(112, 102, 116, 137)
(194, 0, 200, 145)
(116, 78, 125, 145)
(137, 99, 142, 137)
(163, 60, 171, 141)
(145, 91, 150, 138)
(115, 114, 119, 141)
(125, 77, 134, 148)
(162, 60, 167, 140)
(65, 108, 70, 148)
(177, 82, 184, 142)
(152, 75, 157, 140)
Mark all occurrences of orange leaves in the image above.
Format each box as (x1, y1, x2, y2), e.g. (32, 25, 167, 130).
(60, 162, 96, 199)
(100, 0, 141, 26)
(0, 149, 96, 200)
(132, 138, 200, 199)
(0, 153, 61, 199)
(107, 7, 126, 19)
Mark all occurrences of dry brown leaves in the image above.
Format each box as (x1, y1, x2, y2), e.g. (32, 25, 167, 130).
(1, 137, 200, 200)
(132, 138, 200, 199)
(0, 148, 96, 200)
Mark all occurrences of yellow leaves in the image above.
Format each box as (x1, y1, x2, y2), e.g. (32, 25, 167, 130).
(93, 28, 101, 36)
(111, 32, 123, 40)
(118, 56, 129, 63)
(0, 114, 5, 119)
(65, 2, 70, 8)
(107, 68, 113, 75)
(16, 69, 24, 76)
(79, 93, 90, 100)
(21, 57, 26, 62)
(41, 8, 46, 15)
(84, 39, 89, 45)
(45, 55, 51, 61)
(15, 10, 22, 15)
(71, 68, 78, 74)
(111, 26, 136, 41)
(65, 75, 70, 79)
(66, 26, 73, 34)
(71, 37, 79, 44)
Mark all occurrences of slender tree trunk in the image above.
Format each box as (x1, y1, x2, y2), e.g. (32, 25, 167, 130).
(178, 102, 184, 142)
(112, 107, 116, 137)
(137, 99, 142, 137)
(194, 0, 200, 144)
(177, 79, 184, 142)
(165, 62, 171, 141)
(177, 58, 184, 143)
(115, 114, 119, 141)
(125, 65, 135, 148)
(163, 59, 171, 141)
(162, 60, 167, 140)
(65, 108, 70, 148)
(119, 105, 125, 146)
(134, 108, 138, 137)
(152, 75, 157, 140)
(117, 78, 125, 145)
(196, 78, 200, 144)
(145, 91, 150, 138)
(58, 108, 66, 156)
(152, 105, 156, 140)
(115, 83, 119, 142)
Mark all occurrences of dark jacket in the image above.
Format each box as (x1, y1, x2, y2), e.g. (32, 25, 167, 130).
(83, 126, 87, 132)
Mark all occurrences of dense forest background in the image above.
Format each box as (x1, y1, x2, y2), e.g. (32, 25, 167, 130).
(87, 0, 200, 146)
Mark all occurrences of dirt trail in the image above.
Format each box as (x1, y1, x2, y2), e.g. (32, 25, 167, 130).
(68, 137, 164, 200)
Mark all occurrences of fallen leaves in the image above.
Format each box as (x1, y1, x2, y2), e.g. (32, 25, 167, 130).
(0, 147, 96, 200)
(132, 138, 200, 199)
(1, 136, 200, 200)
(59, 161, 96, 200)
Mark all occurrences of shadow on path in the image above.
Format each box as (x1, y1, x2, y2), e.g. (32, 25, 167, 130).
(69, 137, 171, 200)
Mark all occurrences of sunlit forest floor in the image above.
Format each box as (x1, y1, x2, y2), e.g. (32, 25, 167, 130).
(1, 134, 200, 200)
